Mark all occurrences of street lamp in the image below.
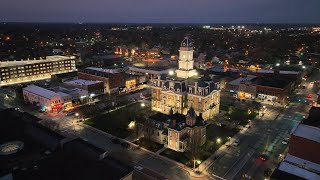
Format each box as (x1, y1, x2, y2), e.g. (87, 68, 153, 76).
(168, 70, 174, 76)
(216, 138, 221, 144)
(128, 121, 136, 129)
(193, 158, 201, 170)
(141, 103, 145, 107)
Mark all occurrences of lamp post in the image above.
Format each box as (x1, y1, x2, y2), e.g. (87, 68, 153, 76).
(75, 113, 79, 123)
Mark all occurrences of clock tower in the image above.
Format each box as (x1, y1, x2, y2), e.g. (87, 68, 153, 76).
(176, 36, 197, 79)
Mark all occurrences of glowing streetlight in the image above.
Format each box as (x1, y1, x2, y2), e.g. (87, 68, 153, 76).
(168, 70, 174, 75)
(141, 103, 145, 107)
(302, 65, 306, 69)
(216, 138, 221, 144)
(276, 63, 280, 67)
(128, 121, 136, 129)
(75, 113, 79, 116)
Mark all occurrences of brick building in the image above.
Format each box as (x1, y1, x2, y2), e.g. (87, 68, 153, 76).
(228, 73, 297, 104)
(271, 107, 320, 179)
(63, 79, 105, 96)
(144, 108, 207, 152)
(78, 67, 126, 94)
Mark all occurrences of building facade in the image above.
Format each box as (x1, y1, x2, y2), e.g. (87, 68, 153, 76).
(78, 67, 126, 94)
(128, 66, 173, 80)
(63, 79, 105, 96)
(228, 74, 297, 104)
(150, 37, 220, 120)
(0, 55, 77, 86)
(23, 85, 72, 112)
(145, 108, 207, 152)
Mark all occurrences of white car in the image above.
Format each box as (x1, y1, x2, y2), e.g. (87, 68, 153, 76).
(282, 138, 289, 145)
(233, 139, 240, 146)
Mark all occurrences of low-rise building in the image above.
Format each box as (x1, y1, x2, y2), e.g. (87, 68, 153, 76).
(145, 108, 207, 152)
(63, 79, 104, 96)
(271, 124, 320, 179)
(271, 107, 320, 179)
(0, 55, 77, 86)
(228, 73, 297, 104)
(78, 67, 126, 94)
(119, 74, 146, 94)
(49, 86, 89, 105)
(23, 85, 72, 112)
(128, 66, 173, 80)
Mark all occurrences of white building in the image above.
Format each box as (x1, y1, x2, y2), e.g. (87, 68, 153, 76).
(0, 55, 77, 86)
(23, 85, 72, 112)
(128, 66, 173, 80)
(175, 37, 198, 79)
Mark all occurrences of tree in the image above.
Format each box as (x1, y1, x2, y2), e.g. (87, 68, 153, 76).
(189, 130, 201, 169)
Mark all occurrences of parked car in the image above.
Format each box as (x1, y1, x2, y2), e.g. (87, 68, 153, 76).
(282, 137, 289, 145)
(233, 139, 240, 146)
(65, 112, 75, 116)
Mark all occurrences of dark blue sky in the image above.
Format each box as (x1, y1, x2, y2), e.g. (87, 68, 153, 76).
(1, 0, 320, 23)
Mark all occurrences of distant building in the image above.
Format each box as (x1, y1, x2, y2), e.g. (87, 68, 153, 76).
(145, 108, 207, 152)
(128, 66, 173, 80)
(119, 74, 146, 94)
(150, 37, 220, 120)
(195, 53, 206, 69)
(78, 67, 127, 94)
(78, 67, 146, 95)
(0, 55, 77, 86)
(63, 79, 105, 96)
(228, 72, 297, 104)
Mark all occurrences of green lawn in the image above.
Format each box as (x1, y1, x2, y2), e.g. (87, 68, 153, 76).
(160, 149, 194, 167)
(133, 137, 163, 152)
(84, 102, 154, 138)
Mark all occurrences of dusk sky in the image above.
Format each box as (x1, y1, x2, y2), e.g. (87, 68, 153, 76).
(1, 0, 320, 23)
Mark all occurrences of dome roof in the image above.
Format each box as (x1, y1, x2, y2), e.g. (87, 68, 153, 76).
(181, 36, 193, 47)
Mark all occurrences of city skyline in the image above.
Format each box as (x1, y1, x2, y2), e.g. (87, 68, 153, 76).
(1, 0, 320, 23)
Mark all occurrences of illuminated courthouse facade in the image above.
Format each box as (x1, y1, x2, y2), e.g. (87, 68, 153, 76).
(150, 37, 220, 120)
(0, 56, 77, 86)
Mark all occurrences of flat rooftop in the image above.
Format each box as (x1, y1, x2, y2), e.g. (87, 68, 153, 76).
(64, 79, 103, 86)
(292, 124, 320, 143)
(23, 85, 59, 99)
(229, 75, 256, 86)
(0, 55, 75, 68)
(274, 154, 320, 180)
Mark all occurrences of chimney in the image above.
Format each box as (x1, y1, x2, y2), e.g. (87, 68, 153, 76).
(157, 75, 161, 86)
(195, 82, 198, 94)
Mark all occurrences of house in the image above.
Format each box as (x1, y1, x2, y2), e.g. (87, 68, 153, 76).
(145, 108, 207, 152)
